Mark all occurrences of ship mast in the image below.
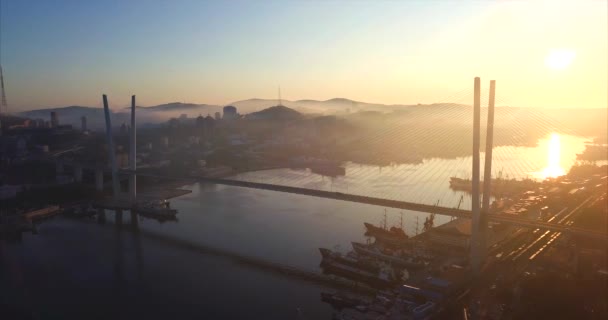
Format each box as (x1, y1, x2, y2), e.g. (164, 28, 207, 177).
(383, 209, 388, 230)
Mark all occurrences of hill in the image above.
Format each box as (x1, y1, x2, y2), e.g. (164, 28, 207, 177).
(246, 105, 302, 120)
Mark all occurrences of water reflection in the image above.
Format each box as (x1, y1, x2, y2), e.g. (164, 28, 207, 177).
(542, 133, 565, 179)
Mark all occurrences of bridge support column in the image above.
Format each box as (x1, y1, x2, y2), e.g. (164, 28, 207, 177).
(102, 94, 120, 197)
(129, 95, 137, 205)
(481, 80, 496, 262)
(471, 77, 482, 275)
(74, 165, 83, 183)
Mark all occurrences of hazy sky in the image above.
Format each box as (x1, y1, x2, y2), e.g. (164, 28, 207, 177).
(1, 0, 606, 111)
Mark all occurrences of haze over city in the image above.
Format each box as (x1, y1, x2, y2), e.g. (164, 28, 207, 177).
(1, 1, 607, 320)
(1, 0, 606, 110)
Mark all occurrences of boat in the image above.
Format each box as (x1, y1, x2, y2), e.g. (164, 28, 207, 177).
(449, 174, 539, 195)
(319, 248, 401, 288)
(290, 157, 346, 177)
(332, 308, 367, 320)
(321, 292, 368, 310)
(319, 248, 380, 274)
(364, 213, 409, 246)
(351, 242, 427, 270)
(135, 200, 177, 222)
(311, 165, 346, 177)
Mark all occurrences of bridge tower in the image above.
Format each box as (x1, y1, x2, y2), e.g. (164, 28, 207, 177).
(129, 95, 136, 203)
(470, 77, 482, 274)
(0, 65, 6, 135)
(102, 95, 120, 197)
(129, 95, 138, 230)
(481, 80, 496, 262)
(471, 78, 497, 275)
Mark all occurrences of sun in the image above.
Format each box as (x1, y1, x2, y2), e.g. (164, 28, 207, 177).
(545, 49, 576, 70)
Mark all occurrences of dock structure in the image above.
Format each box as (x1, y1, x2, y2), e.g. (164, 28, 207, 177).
(92, 188, 191, 225)
(0, 206, 62, 240)
(129, 227, 377, 295)
(94, 189, 192, 210)
(23, 206, 61, 223)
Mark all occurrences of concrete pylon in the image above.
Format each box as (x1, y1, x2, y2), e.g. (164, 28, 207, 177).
(102, 94, 120, 197)
(481, 80, 496, 261)
(471, 77, 482, 274)
(129, 95, 136, 204)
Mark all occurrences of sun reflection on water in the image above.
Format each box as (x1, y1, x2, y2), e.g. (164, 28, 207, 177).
(542, 133, 565, 179)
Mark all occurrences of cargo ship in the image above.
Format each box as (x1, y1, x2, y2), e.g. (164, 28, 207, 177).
(449, 176, 539, 195)
(319, 248, 402, 288)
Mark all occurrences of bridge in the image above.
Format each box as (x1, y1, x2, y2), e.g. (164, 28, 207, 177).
(130, 171, 608, 242)
(46, 83, 608, 280)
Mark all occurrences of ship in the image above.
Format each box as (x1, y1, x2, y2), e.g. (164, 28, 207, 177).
(321, 292, 369, 310)
(290, 157, 346, 177)
(351, 242, 427, 270)
(319, 248, 380, 273)
(364, 213, 409, 246)
(135, 200, 177, 222)
(449, 175, 539, 195)
(319, 248, 402, 288)
(311, 165, 346, 177)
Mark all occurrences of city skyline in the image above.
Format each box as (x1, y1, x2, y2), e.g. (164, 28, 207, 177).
(1, 0, 606, 111)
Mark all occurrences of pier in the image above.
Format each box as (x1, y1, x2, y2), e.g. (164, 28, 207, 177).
(138, 230, 377, 294)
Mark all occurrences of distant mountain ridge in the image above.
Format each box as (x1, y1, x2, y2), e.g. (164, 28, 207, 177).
(15, 99, 606, 138)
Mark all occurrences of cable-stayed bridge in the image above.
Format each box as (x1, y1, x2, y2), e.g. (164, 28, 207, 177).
(53, 82, 608, 250)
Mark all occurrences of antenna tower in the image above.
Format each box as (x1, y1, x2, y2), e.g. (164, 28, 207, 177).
(0, 1, 7, 115)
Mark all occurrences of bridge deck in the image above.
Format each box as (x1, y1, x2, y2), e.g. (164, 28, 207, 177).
(87, 170, 608, 242)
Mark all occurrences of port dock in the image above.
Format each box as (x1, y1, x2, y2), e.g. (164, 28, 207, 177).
(143, 231, 377, 294)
